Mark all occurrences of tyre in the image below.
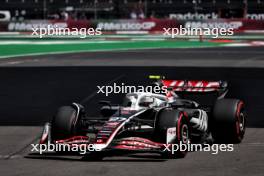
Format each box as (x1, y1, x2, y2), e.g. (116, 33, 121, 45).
(154, 108, 190, 158)
(51, 106, 78, 141)
(212, 99, 246, 143)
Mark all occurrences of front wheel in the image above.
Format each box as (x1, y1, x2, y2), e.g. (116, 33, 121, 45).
(154, 108, 190, 158)
(51, 106, 79, 141)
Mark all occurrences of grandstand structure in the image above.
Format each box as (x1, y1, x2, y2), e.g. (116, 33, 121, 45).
(0, 0, 263, 20)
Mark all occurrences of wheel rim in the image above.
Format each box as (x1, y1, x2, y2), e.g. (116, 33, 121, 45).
(239, 112, 245, 133)
(181, 124, 189, 144)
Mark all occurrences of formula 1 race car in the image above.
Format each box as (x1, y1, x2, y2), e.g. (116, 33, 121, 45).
(39, 77, 246, 159)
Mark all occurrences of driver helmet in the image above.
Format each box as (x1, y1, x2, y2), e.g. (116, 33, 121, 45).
(139, 96, 155, 107)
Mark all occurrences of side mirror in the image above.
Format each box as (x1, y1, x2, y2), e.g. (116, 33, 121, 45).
(100, 101, 119, 117)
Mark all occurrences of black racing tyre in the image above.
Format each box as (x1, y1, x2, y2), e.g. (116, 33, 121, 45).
(51, 106, 78, 141)
(154, 108, 190, 158)
(212, 99, 246, 144)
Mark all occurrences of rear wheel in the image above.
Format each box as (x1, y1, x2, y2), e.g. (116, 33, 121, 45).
(212, 99, 246, 143)
(154, 108, 190, 158)
(51, 106, 79, 141)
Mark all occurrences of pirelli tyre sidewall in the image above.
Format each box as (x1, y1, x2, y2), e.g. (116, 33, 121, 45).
(154, 108, 190, 158)
(51, 106, 78, 141)
(212, 99, 246, 144)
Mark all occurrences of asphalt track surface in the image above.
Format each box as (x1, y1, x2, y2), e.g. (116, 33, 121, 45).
(0, 47, 264, 67)
(0, 46, 264, 176)
(0, 127, 263, 176)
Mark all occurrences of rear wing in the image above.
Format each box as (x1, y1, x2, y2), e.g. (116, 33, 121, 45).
(161, 80, 227, 93)
(149, 75, 228, 99)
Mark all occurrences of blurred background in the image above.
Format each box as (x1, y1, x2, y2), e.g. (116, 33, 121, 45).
(0, 0, 263, 20)
(0, 0, 264, 58)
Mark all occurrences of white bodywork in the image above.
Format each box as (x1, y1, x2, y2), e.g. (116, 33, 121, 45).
(123, 92, 167, 111)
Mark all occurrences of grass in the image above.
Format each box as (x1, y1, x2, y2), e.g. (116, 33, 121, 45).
(0, 40, 224, 58)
